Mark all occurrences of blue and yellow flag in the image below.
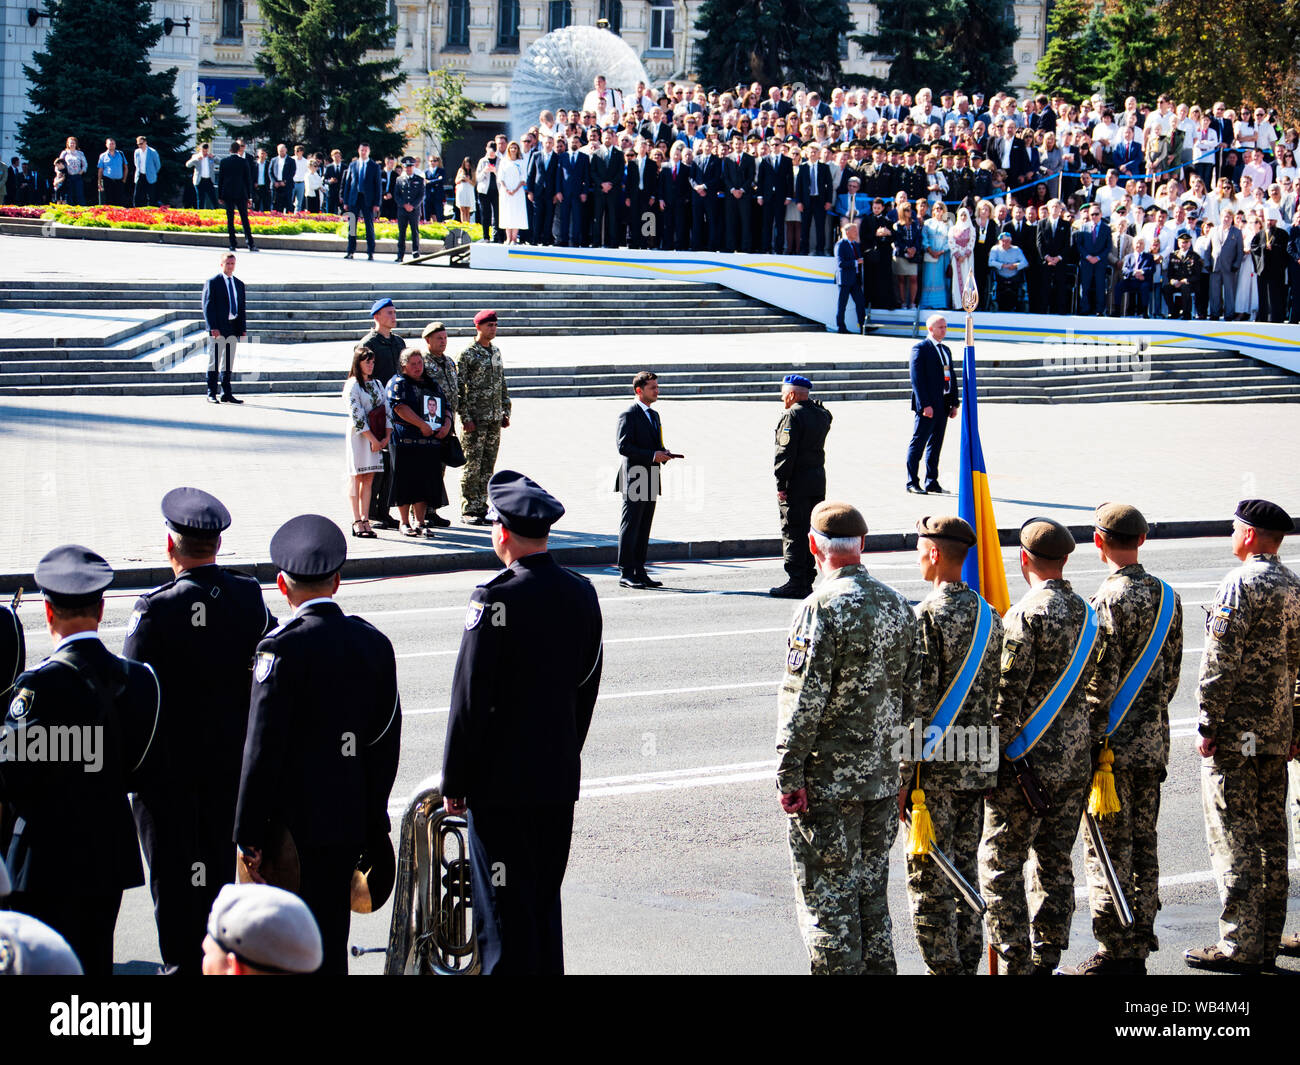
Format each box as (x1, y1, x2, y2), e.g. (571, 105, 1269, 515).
(956, 275, 1010, 615)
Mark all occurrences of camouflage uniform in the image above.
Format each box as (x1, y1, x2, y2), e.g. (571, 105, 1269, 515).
(456, 340, 510, 519)
(1082, 563, 1182, 962)
(979, 579, 1098, 974)
(902, 581, 1002, 975)
(1196, 553, 1300, 964)
(422, 351, 458, 419)
(777, 563, 921, 974)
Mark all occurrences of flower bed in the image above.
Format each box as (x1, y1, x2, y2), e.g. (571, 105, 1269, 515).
(0, 206, 47, 219)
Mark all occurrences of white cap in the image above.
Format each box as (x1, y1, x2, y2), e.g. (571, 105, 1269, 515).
(0, 913, 84, 975)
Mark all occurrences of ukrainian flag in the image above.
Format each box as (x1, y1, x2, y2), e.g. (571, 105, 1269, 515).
(956, 273, 1010, 615)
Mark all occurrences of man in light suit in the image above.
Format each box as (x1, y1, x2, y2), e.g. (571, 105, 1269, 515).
(342, 143, 382, 260)
(133, 136, 161, 206)
(905, 314, 959, 495)
(1074, 205, 1112, 315)
(615, 371, 677, 589)
(1209, 215, 1243, 319)
(186, 143, 219, 209)
(555, 134, 591, 247)
(201, 252, 247, 404)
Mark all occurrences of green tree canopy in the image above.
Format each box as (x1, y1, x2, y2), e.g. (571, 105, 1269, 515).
(851, 0, 957, 91)
(693, 0, 853, 92)
(1029, 0, 1104, 100)
(938, 0, 1018, 94)
(411, 69, 475, 156)
(1101, 0, 1166, 103)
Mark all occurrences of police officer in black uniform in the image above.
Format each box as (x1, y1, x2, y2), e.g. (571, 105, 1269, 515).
(1, 590, 24, 700)
(442, 471, 604, 974)
(123, 487, 276, 975)
(394, 157, 425, 262)
(234, 514, 401, 974)
(0, 545, 160, 976)
(770, 375, 833, 599)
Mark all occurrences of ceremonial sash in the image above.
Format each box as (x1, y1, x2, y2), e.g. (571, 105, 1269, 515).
(1102, 578, 1175, 738)
(1005, 600, 1098, 760)
(922, 594, 994, 760)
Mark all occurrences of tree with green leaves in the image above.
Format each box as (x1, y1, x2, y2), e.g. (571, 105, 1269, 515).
(228, 0, 406, 159)
(851, 0, 957, 91)
(18, 0, 188, 200)
(194, 97, 220, 149)
(939, 0, 1018, 94)
(1101, 0, 1166, 103)
(1029, 0, 1103, 100)
(693, 0, 853, 91)
(411, 69, 475, 156)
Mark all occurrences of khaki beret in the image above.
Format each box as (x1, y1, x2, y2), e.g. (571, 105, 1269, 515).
(811, 501, 868, 538)
(1094, 502, 1148, 538)
(1020, 517, 1075, 560)
(916, 514, 976, 547)
(421, 320, 447, 338)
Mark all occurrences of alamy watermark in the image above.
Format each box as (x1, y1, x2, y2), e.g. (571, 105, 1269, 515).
(890, 720, 1000, 774)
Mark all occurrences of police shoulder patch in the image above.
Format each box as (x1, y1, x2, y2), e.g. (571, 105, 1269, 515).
(465, 600, 486, 630)
(127, 609, 143, 636)
(254, 652, 276, 683)
(8, 687, 34, 721)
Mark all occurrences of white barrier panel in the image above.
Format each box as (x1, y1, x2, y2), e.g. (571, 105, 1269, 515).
(470, 242, 1300, 375)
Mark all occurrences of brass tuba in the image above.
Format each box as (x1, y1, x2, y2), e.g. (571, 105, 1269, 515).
(384, 776, 480, 975)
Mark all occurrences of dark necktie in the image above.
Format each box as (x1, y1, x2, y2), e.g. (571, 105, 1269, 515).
(225, 276, 237, 317)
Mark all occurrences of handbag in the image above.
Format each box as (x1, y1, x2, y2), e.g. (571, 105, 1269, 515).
(366, 404, 387, 439)
(441, 432, 466, 468)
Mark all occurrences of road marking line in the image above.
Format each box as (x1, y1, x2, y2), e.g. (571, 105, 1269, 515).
(395, 627, 789, 660)
(402, 679, 780, 716)
(1074, 860, 1299, 897)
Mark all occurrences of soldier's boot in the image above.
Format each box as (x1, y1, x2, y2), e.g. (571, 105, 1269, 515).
(1278, 933, 1300, 958)
(769, 580, 814, 599)
(1056, 951, 1139, 975)
(1184, 945, 1263, 974)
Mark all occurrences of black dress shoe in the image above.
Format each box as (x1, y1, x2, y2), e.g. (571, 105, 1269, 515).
(367, 254, 374, 261)
(220, 394, 243, 404)
(464, 515, 492, 526)
(637, 573, 664, 588)
(370, 516, 400, 530)
(247, 244, 258, 252)
(906, 481, 926, 494)
(837, 326, 850, 334)
(925, 481, 946, 494)
(618, 577, 646, 589)
(206, 395, 220, 404)
(426, 513, 451, 528)
(770, 581, 813, 599)
(344, 252, 354, 259)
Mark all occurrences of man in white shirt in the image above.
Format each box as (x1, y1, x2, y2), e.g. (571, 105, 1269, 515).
(1142, 94, 1175, 147)
(1094, 169, 1126, 219)
(187, 143, 218, 209)
(1140, 207, 1176, 268)
(1241, 149, 1273, 193)
(583, 74, 623, 115)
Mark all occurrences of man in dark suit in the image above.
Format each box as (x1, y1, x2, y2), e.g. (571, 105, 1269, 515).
(218, 139, 256, 253)
(757, 140, 793, 253)
(1113, 237, 1156, 316)
(527, 135, 559, 245)
(722, 138, 756, 253)
(615, 371, 678, 589)
(1111, 128, 1143, 179)
(235, 515, 401, 975)
(555, 135, 591, 247)
(0, 545, 161, 976)
(1002, 204, 1042, 311)
(123, 488, 276, 975)
(323, 149, 346, 215)
(1074, 205, 1112, 315)
(1037, 198, 1074, 314)
(643, 108, 675, 150)
(690, 141, 723, 251)
(906, 314, 960, 494)
(796, 145, 833, 255)
(590, 129, 624, 248)
(624, 142, 659, 250)
(202, 253, 247, 404)
(251, 149, 272, 211)
(441, 471, 602, 974)
(834, 221, 865, 333)
(342, 143, 382, 260)
(659, 146, 692, 251)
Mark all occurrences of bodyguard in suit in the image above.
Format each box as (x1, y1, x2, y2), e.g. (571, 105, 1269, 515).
(234, 515, 401, 975)
(624, 142, 659, 250)
(690, 141, 724, 251)
(660, 146, 693, 251)
(202, 253, 247, 404)
(906, 314, 960, 494)
(323, 150, 346, 215)
(722, 139, 756, 252)
(342, 143, 382, 260)
(770, 375, 832, 599)
(441, 472, 603, 974)
(758, 141, 793, 253)
(1037, 199, 1074, 314)
(0, 546, 161, 976)
(796, 147, 833, 255)
(555, 135, 591, 247)
(591, 130, 625, 248)
(123, 488, 276, 975)
(527, 137, 559, 246)
(1074, 206, 1112, 314)
(219, 139, 256, 253)
(615, 371, 678, 588)
(1209, 216, 1243, 319)
(252, 149, 272, 211)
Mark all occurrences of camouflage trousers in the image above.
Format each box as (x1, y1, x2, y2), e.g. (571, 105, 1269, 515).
(979, 775, 1087, 973)
(1201, 750, 1288, 963)
(906, 787, 985, 975)
(1290, 761, 1300, 864)
(1083, 764, 1163, 960)
(460, 421, 501, 518)
(787, 796, 898, 975)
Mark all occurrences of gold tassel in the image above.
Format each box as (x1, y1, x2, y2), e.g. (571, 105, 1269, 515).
(907, 788, 936, 856)
(1088, 744, 1121, 817)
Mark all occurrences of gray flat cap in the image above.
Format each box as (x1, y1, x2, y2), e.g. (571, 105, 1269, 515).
(206, 883, 323, 974)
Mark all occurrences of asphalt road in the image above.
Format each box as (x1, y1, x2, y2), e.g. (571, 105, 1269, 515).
(17, 537, 1296, 976)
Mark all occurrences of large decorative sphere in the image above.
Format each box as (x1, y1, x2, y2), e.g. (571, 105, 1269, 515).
(509, 26, 651, 140)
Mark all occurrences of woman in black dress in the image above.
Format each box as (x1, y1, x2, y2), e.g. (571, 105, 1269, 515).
(386, 348, 451, 537)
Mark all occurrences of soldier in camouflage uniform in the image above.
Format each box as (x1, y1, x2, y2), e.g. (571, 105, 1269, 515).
(1186, 498, 1300, 974)
(457, 310, 511, 524)
(771, 374, 832, 599)
(1062, 503, 1182, 975)
(1288, 672, 1300, 958)
(777, 502, 921, 975)
(901, 515, 1002, 975)
(419, 321, 458, 528)
(979, 517, 1100, 975)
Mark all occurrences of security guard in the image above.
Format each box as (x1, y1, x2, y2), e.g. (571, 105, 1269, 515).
(394, 156, 425, 262)
(979, 518, 1100, 975)
(771, 374, 832, 599)
(1065, 503, 1182, 976)
(778, 502, 921, 974)
(123, 487, 276, 975)
(0, 545, 161, 976)
(1, 589, 23, 699)
(201, 882, 323, 975)
(234, 515, 401, 974)
(1187, 499, 1300, 974)
(902, 515, 1002, 975)
(442, 471, 603, 973)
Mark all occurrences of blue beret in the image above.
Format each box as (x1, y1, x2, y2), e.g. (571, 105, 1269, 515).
(1235, 498, 1294, 533)
(486, 471, 565, 538)
(370, 297, 394, 317)
(162, 486, 231, 536)
(783, 374, 812, 389)
(269, 515, 347, 581)
(35, 545, 113, 607)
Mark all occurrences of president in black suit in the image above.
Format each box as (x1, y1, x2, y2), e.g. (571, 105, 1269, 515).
(218, 139, 256, 252)
(442, 471, 602, 974)
(615, 371, 676, 588)
(202, 253, 247, 404)
(905, 314, 960, 494)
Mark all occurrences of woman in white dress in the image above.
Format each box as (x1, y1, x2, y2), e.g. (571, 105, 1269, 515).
(344, 344, 391, 538)
(497, 140, 528, 245)
(947, 206, 976, 308)
(1234, 209, 1263, 320)
(454, 156, 476, 224)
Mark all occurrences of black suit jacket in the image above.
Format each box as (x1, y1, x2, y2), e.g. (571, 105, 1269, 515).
(271, 155, 295, 186)
(218, 152, 251, 201)
(1037, 217, 1074, 261)
(625, 157, 659, 207)
(528, 151, 558, 200)
(722, 153, 756, 196)
(591, 148, 625, 195)
(660, 159, 692, 206)
(202, 273, 247, 337)
(795, 162, 833, 209)
(909, 338, 960, 414)
(615, 402, 666, 497)
(758, 155, 793, 201)
(1002, 219, 1039, 264)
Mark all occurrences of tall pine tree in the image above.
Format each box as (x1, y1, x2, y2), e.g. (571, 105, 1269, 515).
(694, 0, 852, 90)
(18, 0, 187, 199)
(1029, 0, 1103, 100)
(1101, 0, 1166, 103)
(851, 0, 957, 91)
(940, 0, 1018, 94)
(228, 0, 406, 158)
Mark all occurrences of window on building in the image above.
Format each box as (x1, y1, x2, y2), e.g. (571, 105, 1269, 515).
(388, 0, 398, 46)
(220, 0, 244, 39)
(446, 0, 469, 47)
(649, 0, 672, 50)
(548, 0, 571, 31)
(599, 0, 622, 35)
(497, 0, 520, 49)
(837, 0, 849, 59)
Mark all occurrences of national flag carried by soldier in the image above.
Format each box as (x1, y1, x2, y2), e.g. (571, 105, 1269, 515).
(956, 271, 1010, 616)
